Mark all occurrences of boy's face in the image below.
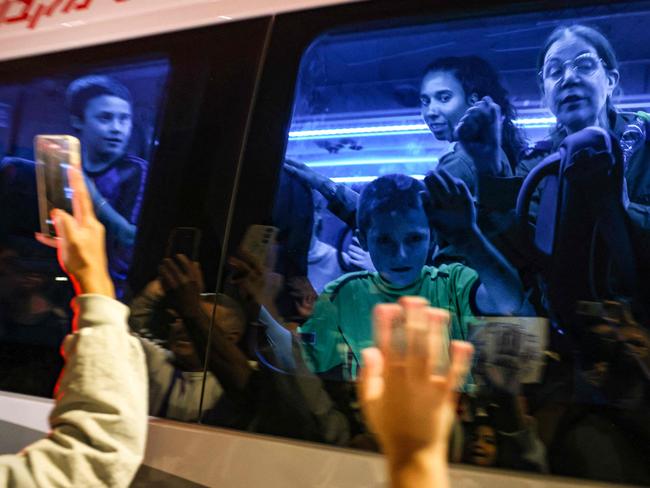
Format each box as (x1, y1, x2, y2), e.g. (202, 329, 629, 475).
(75, 95, 132, 167)
(364, 206, 430, 287)
(468, 425, 497, 466)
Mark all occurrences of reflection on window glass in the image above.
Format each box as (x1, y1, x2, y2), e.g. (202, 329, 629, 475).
(209, 3, 650, 486)
(0, 58, 169, 397)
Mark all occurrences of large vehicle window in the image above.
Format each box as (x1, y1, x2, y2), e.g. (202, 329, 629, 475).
(0, 57, 169, 397)
(0, 17, 274, 429)
(214, 1, 650, 485)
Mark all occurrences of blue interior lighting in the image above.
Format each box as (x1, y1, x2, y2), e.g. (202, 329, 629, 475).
(305, 156, 438, 168)
(288, 116, 557, 141)
(331, 174, 426, 183)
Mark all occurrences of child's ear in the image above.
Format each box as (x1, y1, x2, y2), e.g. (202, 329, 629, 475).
(355, 229, 368, 251)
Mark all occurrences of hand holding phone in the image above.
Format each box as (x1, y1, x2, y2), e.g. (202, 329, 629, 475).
(239, 225, 278, 271)
(165, 227, 202, 261)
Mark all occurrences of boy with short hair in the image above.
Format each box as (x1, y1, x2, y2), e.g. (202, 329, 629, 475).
(299, 171, 528, 379)
(66, 75, 148, 297)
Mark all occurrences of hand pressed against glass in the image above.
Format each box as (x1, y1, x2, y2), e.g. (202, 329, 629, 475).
(358, 297, 474, 488)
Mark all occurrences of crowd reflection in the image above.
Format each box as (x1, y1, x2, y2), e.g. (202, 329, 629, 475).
(0, 19, 649, 488)
(212, 22, 649, 485)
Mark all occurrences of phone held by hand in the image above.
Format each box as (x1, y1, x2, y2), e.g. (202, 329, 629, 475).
(166, 227, 202, 261)
(240, 225, 278, 270)
(34, 135, 81, 238)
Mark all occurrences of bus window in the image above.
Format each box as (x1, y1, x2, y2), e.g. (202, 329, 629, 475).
(218, 1, 650, 485)
(0, 57, 169, 398)
(0, 16, 275, 428)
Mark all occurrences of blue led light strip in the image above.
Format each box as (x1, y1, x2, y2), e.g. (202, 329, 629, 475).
(288, 116, 557, 140)
(288, 123, 427, 138)
(331, 174, 426, 183)
(305, 156, 438, 168)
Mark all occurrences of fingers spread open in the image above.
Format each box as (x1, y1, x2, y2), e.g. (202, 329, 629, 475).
(373, 303, 404, 363)
(358, 347, 385, 404)
(405, 312, 430, 380)
(446, 340, 474, 392)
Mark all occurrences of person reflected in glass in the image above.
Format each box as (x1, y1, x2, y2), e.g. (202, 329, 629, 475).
(129, 275, 247, 422)
(66, 75, 148, 298)
(547, 300, 650, 483)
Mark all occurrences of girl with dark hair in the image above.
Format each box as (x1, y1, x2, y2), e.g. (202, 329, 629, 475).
(420, 56, 527, 187)
(286, 55, 526, 225)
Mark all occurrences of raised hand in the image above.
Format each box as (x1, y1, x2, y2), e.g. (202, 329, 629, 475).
(228, 250, 283, 309)
(358, 297, 473, 487)
(36, 164, 114, 298)
(454, 96, 504, 176)
(424, 169, 478, 245)
(343, 236, 376, 271)
(159, 254, 204, 319)
(284, 158, 331, 192)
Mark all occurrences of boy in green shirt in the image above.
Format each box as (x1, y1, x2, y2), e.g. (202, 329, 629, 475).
(299, 170, 529, 379)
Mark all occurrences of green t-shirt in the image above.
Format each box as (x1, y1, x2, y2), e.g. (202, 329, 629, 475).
(299, 263, 479, 378)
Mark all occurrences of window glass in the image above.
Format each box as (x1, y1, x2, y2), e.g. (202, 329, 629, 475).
(0, 58, 169, 396)
(210, 2, 650, 485)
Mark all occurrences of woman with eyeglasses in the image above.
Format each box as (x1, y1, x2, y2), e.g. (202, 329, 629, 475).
(517, 24, 650, 233)
(512, 27, 650, 482)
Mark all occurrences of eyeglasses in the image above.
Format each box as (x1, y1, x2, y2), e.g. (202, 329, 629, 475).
(540, 53, 606, 82)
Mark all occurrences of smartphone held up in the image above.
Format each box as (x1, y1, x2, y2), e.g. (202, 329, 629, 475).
(34, 135, 81, 239)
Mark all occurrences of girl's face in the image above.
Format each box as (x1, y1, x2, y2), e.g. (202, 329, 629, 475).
(541, 33, 619, 133)
(420, 71, 473, 142)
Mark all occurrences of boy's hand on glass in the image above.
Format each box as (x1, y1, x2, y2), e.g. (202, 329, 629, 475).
(357, 297, 474, 462)
(454, 96, 504, 176)
(424, 169, 478, 245)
